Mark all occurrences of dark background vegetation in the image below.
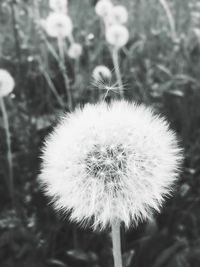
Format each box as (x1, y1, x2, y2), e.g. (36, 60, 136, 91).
(0, 0, 200, 266)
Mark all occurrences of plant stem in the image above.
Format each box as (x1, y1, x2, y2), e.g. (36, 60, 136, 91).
(32, 4, 64, 109)
(57, 36, 73, 110)
(10, 0, 21, 76)
(158, 0, 176, 40)
(37, 57, 65, 108)
(0, 98, 14, 203)
(111, 220, 123, 267)
(112, 48, 124, 98)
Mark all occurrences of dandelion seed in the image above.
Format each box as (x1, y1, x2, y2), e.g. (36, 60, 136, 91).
(105, 24, 129, 48)
(95, 0, 113, 18)
(92, 78, 124, 100)
(49, 0, 68, 14)
(44, 13, 73, 38)
(0, 70, 15, 98)
(68, 43, 82, 59)
(92, 65, 112, 82)
(40, 100, 182, 229)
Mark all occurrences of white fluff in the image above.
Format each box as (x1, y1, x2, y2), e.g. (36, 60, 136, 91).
(111, 5, 128, 24)
(39, 100, 182, 229)
(49, 0, 68, 14)
(44, 13, 73, 38)
(0, 69, 15, 98)
(92, 65, 112, 81)
(105, 25, 129, 48)
(68, 43, 82, 59)
(95, 0, 113, 18)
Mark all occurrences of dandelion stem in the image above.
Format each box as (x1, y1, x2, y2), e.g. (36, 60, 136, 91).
(111, 220, 123, 267)
(0, 98, 14, 203)
(10, 0, 22, 75)
(57, 36, 73, 110)
(158, 0, 176, 40)
(37, 57, 65, 108)
(112, 48, 124, 98)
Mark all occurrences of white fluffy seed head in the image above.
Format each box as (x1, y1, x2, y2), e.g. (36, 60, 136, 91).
(95, 0, 113, 18)
(0, 70, 15, 98)
(39, 100, 183, 230)
(44, 13, 73, 38)
(111, 5, 128, 24)
(68, 43, 82, 59)
(49, 0, 68, 14)
(92, 65, 112, 81)
(105, 24, 129, 48)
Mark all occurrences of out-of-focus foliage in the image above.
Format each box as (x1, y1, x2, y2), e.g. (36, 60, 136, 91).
(0, 0, 200, 266)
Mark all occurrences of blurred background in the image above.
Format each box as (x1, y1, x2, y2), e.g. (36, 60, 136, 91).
(0, 0, 200, 266)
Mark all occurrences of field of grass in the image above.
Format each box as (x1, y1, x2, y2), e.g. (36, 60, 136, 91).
(0, 0, 200, 266)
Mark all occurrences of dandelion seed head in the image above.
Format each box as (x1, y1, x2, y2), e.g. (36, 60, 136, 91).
(111, 5, 128, 24)
(40, 101, 183, 229)
(85, 143, 128, 183)
(45, 13, 73, 38)
(105, 24, 129, 48)
(92, 65, 112, 82)
(104, 15, 116, 27)
(68, 43, 82, 59)
(95, 0, 113, 18)
(49, 0, 68, 14)
(0, 70, 15, 98)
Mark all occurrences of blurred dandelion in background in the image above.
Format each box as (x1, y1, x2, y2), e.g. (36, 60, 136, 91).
(104, 5, 128, 27)
(44, 13, 73, 38)
(49, 0, 68, 14)
(92, 65, 112, 82)
(92, 65, 115, 99)
(105, 24, 129, 48)
(68, 42, 82, 59)
(95, 0, 113, 18)
(40, 100, 182, 267)
(111, 5, 128, 24)
(42, 0, 77, 110)
(95, 0, 129, 98)
(0, 70, 15, 204)
(0, 70, 15, 98)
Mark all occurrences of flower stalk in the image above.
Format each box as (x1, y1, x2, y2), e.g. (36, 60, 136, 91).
(112, 48, 124, 98)
(57, 36, 73, 110)
(158, 0, 176, 40)
(112, 220, 123, 267)
(0, 98, 14, 203)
